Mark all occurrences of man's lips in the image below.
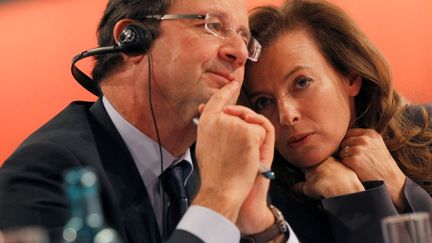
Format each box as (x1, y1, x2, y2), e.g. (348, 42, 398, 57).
(207, 70, 236, 83)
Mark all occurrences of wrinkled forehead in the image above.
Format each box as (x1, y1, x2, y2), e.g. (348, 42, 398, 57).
(167, 0, 249, 28)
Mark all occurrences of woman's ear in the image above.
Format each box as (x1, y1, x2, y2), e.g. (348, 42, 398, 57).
(347, 72, 363, 97)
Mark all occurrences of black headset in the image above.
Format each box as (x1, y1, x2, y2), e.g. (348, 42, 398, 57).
(72, 21, 174, 240)
(71, 23, 155, 96)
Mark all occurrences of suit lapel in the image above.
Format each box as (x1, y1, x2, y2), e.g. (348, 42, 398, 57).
(89, 100, 203, 242)
(89, 99, 161, 243)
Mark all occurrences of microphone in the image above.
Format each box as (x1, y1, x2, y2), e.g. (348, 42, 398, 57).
(71, 22, 171, 237)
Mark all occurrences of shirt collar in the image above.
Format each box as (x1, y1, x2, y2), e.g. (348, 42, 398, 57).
(102, 96, 193, 187)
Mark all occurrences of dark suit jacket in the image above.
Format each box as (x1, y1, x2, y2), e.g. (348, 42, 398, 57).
(271, 179, 432, 243)
(0, 100, 202, 243)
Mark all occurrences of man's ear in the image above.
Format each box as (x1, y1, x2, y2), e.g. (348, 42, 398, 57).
(347, 72, 363, 97)
(112, 19, 146, 63)
(113, 19, 135, 44)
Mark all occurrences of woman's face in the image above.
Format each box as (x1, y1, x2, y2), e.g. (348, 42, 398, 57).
(246, 30, 362, 168)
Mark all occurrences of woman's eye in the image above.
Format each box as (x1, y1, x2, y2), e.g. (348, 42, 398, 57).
(294, 77, 312, 89)
(253, 97, 273, 111)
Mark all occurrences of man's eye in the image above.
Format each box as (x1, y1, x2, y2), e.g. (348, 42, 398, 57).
(239, 31, 250, 46)
(253, 97, 273, 111)
(207, 22, 224, 33)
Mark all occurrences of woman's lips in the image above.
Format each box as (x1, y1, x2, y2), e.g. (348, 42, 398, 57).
(287, 133, 315, 148)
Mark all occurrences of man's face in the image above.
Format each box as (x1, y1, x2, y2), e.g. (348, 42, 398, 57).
(149, 0, 249, 123)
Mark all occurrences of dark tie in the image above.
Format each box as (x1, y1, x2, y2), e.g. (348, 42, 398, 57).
(162, 160, 190, 239)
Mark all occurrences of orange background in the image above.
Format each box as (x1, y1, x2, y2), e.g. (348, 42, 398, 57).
(0, 0, 431, 164)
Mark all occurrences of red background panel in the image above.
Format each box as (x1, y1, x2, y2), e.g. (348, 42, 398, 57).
(0, 0, 431, 163)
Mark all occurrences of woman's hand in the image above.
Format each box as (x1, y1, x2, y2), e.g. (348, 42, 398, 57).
(294, 156, 365, 199)
(340, 128, 406, 211)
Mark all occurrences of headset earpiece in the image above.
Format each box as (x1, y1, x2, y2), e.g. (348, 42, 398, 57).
(71, 23, 155, 96)
(117, 23, 154, 55)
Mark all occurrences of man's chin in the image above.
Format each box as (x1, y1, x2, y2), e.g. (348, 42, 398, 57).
(202, 88, 221, 103)
(199, 85, 240, 108)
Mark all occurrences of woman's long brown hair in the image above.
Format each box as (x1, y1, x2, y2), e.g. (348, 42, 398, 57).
(246, 0, 432, 194)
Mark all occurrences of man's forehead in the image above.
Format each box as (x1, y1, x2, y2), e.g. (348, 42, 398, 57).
(169, 0, 247, 9)
(167, 0, 248, 21)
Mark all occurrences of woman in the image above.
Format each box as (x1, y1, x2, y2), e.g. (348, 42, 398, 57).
(243, 0, 432, 242)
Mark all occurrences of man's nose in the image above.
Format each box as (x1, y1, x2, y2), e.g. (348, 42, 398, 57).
(218, 31, 249, 68)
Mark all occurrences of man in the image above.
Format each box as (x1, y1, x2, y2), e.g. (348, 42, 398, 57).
(0, 0, 298, 242)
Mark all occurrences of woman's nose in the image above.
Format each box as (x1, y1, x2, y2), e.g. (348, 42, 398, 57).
(278, 99, 300, 126)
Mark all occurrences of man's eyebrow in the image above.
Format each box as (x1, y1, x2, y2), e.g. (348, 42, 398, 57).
(206, 9, 250, 32)
(206, 9, 227, 17)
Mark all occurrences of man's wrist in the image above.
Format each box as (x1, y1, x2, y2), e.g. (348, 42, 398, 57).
(240, 205, 288, 243)
(192, 189, 241, 223)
